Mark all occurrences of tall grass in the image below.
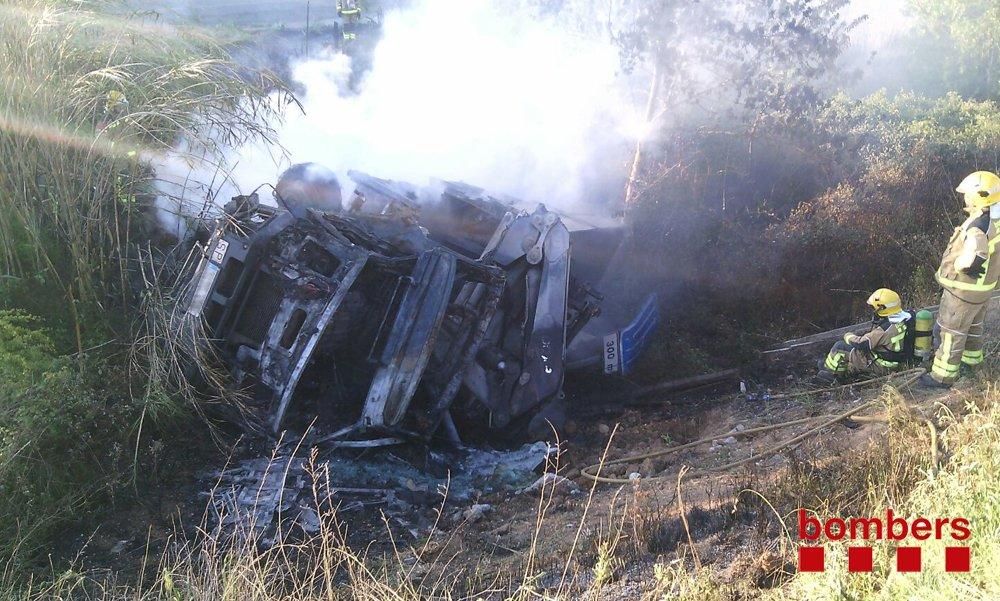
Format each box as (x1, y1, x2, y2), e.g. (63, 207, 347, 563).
(0, 0, 291, 574)
(0, 0, 290, 347)
(771, 378, 1000, 600)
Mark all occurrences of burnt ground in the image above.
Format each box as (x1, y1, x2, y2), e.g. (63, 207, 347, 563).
(57, 306, 999, 598)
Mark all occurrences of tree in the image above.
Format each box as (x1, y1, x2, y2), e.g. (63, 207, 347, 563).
(907, 0, 1000, 100)
(607, 0, 860, 120)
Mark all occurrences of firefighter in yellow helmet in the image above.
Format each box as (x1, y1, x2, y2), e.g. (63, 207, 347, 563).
(816, 288, 914, 382)
(921, 171, 1000, 388)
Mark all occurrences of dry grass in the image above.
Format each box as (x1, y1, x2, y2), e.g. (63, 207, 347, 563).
(0, 440, 651, 600)
(0, 0, 291, 576)
(0, 368, 996, 600)
(0, 0, 291, 341)
(767, 375, 1000, 600)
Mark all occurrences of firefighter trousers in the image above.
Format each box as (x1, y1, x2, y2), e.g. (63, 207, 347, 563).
(823, 340, 896, 376)
(931, 290, 989, 383)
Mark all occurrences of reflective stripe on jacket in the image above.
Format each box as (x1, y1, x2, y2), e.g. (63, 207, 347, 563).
(845, 317, 908, 368)
(936, 211, 1000, 303)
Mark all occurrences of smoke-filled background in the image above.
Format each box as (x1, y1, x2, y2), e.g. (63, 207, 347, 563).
(152, 0, 928, 232)
(155, 0, 653, 232)
(148, 0, 1000, 357)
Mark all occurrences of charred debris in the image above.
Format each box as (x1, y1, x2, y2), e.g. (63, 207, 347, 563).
(186, 163, 659, 448)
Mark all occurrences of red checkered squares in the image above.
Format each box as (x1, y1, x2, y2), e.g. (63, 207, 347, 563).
(945, 546, 970, 572)
(896, 546, 921, 572)
(847, 546, 873, 572)
(798, 546, 824, 572)
(797, 546, 971, 573)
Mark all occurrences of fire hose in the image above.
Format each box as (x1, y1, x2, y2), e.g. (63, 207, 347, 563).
(580, 368, 934, 484)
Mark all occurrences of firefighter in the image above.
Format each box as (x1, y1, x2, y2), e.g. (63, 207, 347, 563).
(816, 288, 913, 383)
(337, 0, 362, 20)
(921, 171, 1000, 388)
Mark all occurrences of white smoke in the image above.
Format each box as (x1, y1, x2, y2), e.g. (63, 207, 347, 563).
(842, 0, 916, 96)
(156, 0, 645, 230)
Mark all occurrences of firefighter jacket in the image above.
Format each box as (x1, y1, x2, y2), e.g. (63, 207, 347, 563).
(844, 313, 911, 369)
(936, 209, 1000, 304)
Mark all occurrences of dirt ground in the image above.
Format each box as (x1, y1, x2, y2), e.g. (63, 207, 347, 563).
(394, 304, 999, 596)
(62, 306, 998, 598)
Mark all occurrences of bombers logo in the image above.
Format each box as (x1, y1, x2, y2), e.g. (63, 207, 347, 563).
(797, 509, 971, 573)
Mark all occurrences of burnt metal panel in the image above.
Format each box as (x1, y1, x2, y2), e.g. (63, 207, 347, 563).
(269, 253, 369, 432)
(361, 248, 457, 427)
(232, 272, 284, 346)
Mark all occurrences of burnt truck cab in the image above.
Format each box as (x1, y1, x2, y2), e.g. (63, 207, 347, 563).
(186, 167, 656, 443)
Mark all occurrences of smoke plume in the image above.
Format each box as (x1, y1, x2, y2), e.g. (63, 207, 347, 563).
(156, 0, 645, 232)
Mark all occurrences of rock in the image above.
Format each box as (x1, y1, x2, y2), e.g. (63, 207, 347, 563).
(422, 530, 448, 554)
(517, 473, 581, 495)
(598, 423, 611, 435)
(759, 454, 785, 467)
(463, 504, 492, 523)
(628, 472, 641, 481)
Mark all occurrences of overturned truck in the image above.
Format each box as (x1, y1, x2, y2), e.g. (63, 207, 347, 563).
(186, 164, 657, 444)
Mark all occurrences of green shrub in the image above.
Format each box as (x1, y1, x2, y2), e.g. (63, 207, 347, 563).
(629, 91, 1000, 343)
(0, 311, 136, 568)
(0, 0, 287, 573)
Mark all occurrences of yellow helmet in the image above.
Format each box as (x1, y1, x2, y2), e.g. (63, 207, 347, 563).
(867, 288, 902, 317)
(956, 171, 1000, 209)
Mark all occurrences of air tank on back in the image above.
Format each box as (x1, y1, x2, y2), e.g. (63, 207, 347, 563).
(915, 309, 934, 359)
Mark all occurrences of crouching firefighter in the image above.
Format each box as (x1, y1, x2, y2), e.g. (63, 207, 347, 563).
(817, 288, 923, 383)
(921, 171, 1000, 388)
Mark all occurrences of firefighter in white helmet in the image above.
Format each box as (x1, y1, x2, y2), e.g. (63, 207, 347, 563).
(816, 288, 913, 382)
(921, 170, 1000, 388)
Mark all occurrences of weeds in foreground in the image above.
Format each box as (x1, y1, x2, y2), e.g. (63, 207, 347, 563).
(0, 431, 626, 600)
(767, 375, 1000, 600)
(0, 0, 290, 573)
(3, 374, 998, 599)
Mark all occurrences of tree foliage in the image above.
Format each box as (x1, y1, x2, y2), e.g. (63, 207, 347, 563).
(628, 91, 1000, 351)
(907, 0, 1000, 100)
(607, 0, 861, 118)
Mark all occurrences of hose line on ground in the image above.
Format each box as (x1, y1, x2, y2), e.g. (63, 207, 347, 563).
(580, 368, 926, 484)
(926, 418, 939, 478)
